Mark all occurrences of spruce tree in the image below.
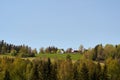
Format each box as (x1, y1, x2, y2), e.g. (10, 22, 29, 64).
(43, 58, 52, 80)
(4, 70, 10, 80)
(80, 63, 89, 80)
(96, 62, 102, 80)
(30, 63, 39, 80)
(101, 64, 109, 80)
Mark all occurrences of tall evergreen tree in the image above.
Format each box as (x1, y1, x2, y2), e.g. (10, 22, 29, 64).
(96, 62, 102, 80)
(101, 64, 109, 80)
(30, 63, 39, 80)
(4, 70, 10, 80)
(73, 63, 80, 80)
(80, 63, 89, 80)
(43, 58, 52, 80)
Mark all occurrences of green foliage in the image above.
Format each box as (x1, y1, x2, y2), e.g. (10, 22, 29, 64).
(39, 47, 44, 54)
(10, 49, 17, 56)
(4, 70, 11, 80)
(11, 58, 28, 80)
(80, 63, 89, 80)
(57, 59, 73, 80)
(26, 62, 33, 80)
(1, 40, 120, 80)
(44, 46, 58, 53)
(101, 64, 109, 80)
(0, 40, 35, 57)
(0, 57, 119, 80)
(73, 62, 80, 80)
(30, 63, 40, 80)
(66, 48, 72, 53)
(106, 59, 120, 80)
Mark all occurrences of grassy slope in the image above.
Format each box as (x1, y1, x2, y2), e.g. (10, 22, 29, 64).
(0, 53, 83, 61)
(36, 53, 83, 60)
(0, 53, 104, 66)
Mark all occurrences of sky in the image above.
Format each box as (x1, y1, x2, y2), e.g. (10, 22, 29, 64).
(0, 0, 120, 50)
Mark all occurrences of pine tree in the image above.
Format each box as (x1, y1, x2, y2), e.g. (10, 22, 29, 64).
(51, 62, 57, 80)
(30, 63, 39, 80)
(43, 58, 52, 80)
(4, 70, 10, 80)
(96, 62, 102, 80)
(80, 63, 89, 80)
(73, 63, 80, 80)
(101, 64, 109, 80)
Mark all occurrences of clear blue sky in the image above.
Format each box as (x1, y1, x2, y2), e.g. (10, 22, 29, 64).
(0, 0, 120, 50)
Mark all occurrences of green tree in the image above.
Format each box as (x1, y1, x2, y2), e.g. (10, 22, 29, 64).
(107, 59, 120, 80)
(1, 46, 6, 54)
(4, 70, 11, 80)
(11, 58, 27, 80)
(79, 45, 84, 53)
(73, 62, 80, 80)
(51, 62, 57, 80)
(10, 49, 17, 56)
(32, 48, 37, 54)
(115, 45, 120, 59)
(43, 58, 52, 80)
(97, 44, 104, 60)
(103, 44, 116, 59)
(96, 62, 102, 80)
(101, 64, 109, 80)
(26, 62, 32, 80)
(80, 63, 89, 80)
(66, 48, 72, 53)
(30, 63, 39, 80)
(39, 47, 44, 54)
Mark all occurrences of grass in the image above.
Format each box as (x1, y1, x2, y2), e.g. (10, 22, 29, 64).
(0, 53, 83, 61)
(0, 53, 104, 66)
(0, 53, 14, 58)
(36, 53, 83, 60)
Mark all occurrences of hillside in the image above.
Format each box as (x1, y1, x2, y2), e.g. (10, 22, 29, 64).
(0, 40, 120, 80)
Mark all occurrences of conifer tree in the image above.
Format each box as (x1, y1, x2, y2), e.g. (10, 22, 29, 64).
(101, 64, 109, 80)
(80, 63, 89, 80)
(4, 70, 10, 80)
(96, 62, 102, 80)
(30, 63, 39, 80)
(43, 58, 52, 80)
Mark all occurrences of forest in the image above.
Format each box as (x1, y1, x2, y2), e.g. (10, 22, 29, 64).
(0, 40, 120, 80)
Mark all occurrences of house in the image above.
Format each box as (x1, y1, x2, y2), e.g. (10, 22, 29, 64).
(73, 50, 79, 53)
(57, 49, 65, 54)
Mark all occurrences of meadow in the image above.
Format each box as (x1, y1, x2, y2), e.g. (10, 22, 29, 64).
(36, 53, 83, 60)
(0, 53, 83, 61)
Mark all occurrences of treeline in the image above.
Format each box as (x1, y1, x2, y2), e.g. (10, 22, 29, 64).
(0, 40, 81, 57)
(1, 40, 120, 61)
(84, 44, 120, 61)
(0, 56, 120, 80)
(1, 40, 120, 80)
(0, 40, 37, 57)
